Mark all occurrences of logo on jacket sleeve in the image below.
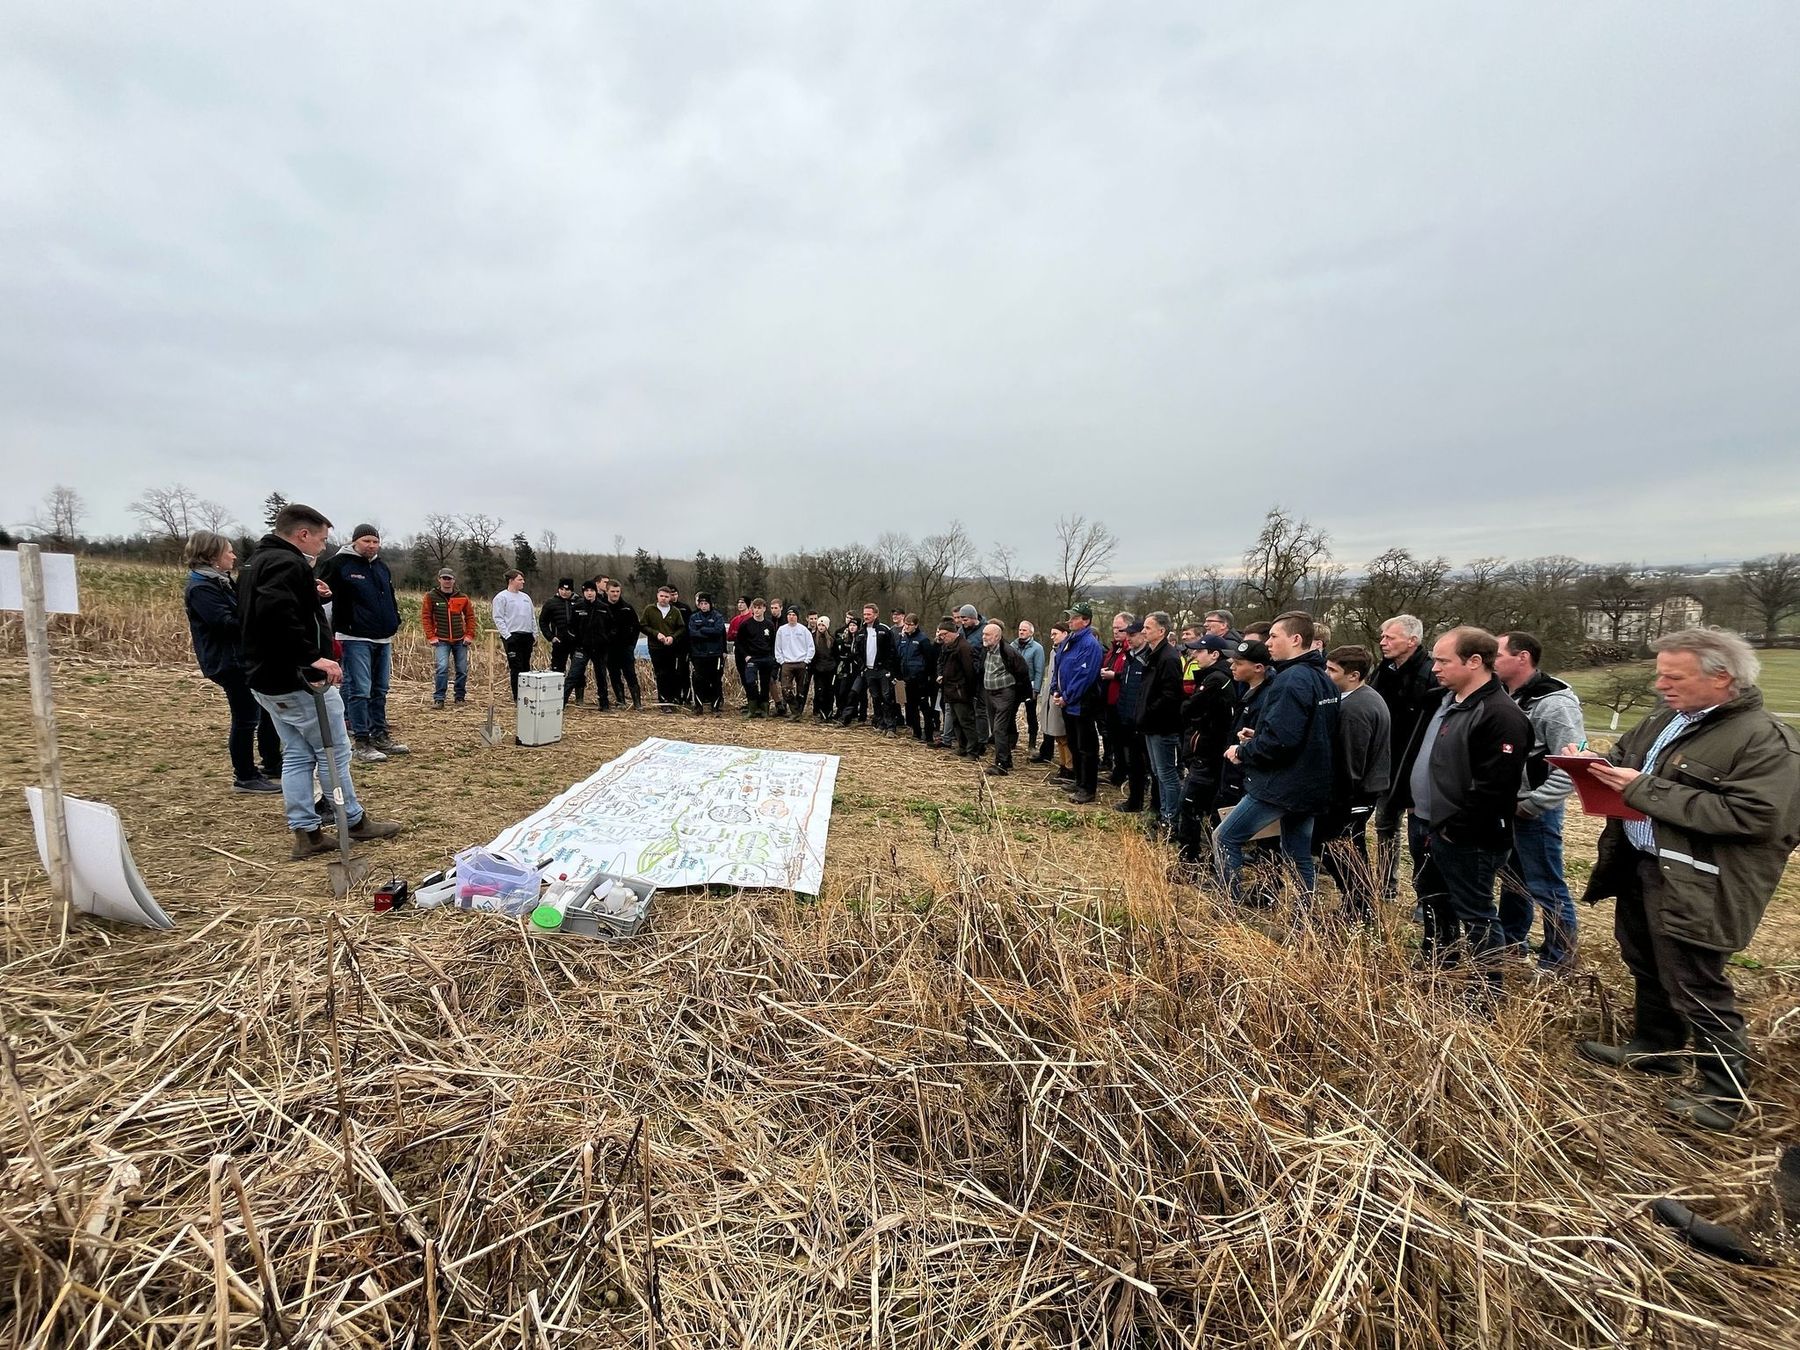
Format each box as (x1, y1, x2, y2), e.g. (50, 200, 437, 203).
(1501, 743, 1515, 754)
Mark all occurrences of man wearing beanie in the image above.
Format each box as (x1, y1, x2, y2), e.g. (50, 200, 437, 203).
(538, 578, 581, 700)
(315, 523, 408, 762)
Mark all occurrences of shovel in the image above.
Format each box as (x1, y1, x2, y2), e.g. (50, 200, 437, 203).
(479, 632, 506, 747)
(301, 669, 371, 897)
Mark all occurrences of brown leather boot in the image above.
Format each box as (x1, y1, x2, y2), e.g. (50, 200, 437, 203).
(289, 828, 337, 861)
(347, 814, 402, 842)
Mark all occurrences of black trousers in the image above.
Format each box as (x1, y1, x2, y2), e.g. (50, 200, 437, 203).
(1064, 708, 1099, 794)
(812, 669, 836, 719)
(1315, 796, 1379, 921)
(944, 699, 977, 750)
(215, 671, 283, 781)
(649, 646, 681, 706)
(692, 653, 724, 709)
(606, 648, 641, 704)
(987, 693, 1021, 767)
(1120, 731, 1148, 806)
(904, 676, 937, 739)
(1615, 854, 1745, 1053)
(503, 633, 535, 700)
(1018, 694, 1038, 745)
(549, 638, 576, 674)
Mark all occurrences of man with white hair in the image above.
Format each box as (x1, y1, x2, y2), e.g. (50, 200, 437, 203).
(1371, 613, 1438, 900)
(1576, 628, 1800, 1133)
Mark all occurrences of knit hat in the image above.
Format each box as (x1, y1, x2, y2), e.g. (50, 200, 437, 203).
(557, 577, 574, 590)
(937, 618, 958, 633)
(351, 523, 379, 542)
(957, 604, 979, 619)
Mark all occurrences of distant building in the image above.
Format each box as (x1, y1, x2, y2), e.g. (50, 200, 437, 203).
(1580, 593, 1705, 644)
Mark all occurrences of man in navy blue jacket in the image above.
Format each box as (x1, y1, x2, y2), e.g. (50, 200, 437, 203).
(315, 524, 407, 761)
(1051, 603, 1107, 804)
(1216, 611, 1340, 905)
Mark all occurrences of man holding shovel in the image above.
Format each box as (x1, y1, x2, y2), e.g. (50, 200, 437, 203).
(239, 503, 403, 861)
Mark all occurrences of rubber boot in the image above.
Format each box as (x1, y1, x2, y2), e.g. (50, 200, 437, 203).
(1667, 1029, 1751, 1132)
(1577, 1037, 1687, 1077)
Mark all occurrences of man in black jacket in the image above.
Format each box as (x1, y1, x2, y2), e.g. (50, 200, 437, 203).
(1371, 613, 1439, 900)
(538, 579, 581, 698)
(1136, 612, 1187, 831)
(937, 618, 980, 754)
(735, 599, 779, 717)
(602, 580, 642, 710)
(240, 504, 401, 860)
(565, 582, 611, 708)
(1176, 635, 1238, 868)
(842, 604, 901, 732)
(315, 524, 407, 761)
(1392, 626, 1532, 997)
(1318, 645, 1393, 922)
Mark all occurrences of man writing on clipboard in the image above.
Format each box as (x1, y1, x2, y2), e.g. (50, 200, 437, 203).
(1573, 628, 1800, 1132)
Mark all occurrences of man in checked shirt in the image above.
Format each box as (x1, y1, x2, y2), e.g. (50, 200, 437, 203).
(1576, 628, 1800, 1132)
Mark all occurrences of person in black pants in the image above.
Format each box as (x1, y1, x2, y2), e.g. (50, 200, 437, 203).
(183, 531, 283, 792)
(538, 578, 579, 692)
(491, 570, 536, 701)
(603, 580, 641, 709)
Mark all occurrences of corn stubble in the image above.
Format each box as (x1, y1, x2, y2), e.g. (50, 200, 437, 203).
(3, 814, 1795, 1350)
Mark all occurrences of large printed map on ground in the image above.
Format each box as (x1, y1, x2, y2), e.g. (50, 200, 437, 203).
(484, 738, 839, 894)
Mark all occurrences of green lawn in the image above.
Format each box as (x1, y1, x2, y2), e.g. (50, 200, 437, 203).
(1563, 648, 1800, 734)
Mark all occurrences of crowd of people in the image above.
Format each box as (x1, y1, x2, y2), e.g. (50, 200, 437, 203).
(184, 505, 1799, 1136)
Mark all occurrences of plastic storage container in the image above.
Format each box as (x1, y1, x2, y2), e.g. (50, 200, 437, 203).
(452, 846, 542, 915)
(558, 873, 655, 939)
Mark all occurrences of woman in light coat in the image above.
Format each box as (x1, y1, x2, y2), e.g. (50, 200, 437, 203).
(1036, 620, 1070, 773)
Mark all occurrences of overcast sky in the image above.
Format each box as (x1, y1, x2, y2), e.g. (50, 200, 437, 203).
(4, 2, 1796, 580)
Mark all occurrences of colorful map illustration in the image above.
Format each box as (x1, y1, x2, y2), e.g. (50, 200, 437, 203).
(484, 738, 838, 894)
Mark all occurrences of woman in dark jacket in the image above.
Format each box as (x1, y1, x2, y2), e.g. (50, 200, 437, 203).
(183, 530, 283, 792)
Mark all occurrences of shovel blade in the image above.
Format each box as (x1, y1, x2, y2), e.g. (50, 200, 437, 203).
(329, 857, 371, 898)
(479, 711, 505, 746)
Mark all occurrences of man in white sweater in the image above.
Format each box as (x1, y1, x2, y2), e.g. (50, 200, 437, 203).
(774, 608, 816, 721)
(491, 570, 536, 702)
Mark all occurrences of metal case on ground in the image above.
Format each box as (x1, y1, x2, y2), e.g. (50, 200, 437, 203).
(515, 670, 565, 746)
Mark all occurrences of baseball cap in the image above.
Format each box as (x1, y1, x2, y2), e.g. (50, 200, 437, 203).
(1064, 601, 1094, 620)
(1197, 634, 1234, 653)
(1233, 638, 1272, 664)
(437, 568, 455, 580)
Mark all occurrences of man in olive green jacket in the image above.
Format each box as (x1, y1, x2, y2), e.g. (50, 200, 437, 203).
(1577, 629, 1800, 1132)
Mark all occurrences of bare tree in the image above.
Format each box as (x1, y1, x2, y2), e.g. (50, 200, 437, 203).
(910, 521, 978, 621)
(1239, 506, 1334, 616)
(1580, 565, 1647, 646)
(1340, 547, 1453, 643)
(1055, 514, 1118, 611)
(1737, 553, 1800, 638)
(131, 483, 233, 551)
(537, 529, 561, 585)
(29, 485, 86, 549)
(1590, 665, 1657, 731)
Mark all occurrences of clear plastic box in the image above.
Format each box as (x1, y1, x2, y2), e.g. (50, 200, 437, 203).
(452, 847, 542, 915)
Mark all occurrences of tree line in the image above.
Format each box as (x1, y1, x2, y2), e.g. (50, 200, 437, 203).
(11, 483, 1800, 665)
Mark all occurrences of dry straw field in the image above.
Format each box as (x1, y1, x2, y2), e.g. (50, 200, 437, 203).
(1, 562, 1796, 1349)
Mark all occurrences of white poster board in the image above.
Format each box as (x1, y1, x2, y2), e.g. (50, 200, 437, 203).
(0, 551, 80, 613)
(25, 789, 173, 929)
(486, 737, 838, 894)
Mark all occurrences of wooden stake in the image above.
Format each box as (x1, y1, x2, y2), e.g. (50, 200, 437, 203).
(19, 543, 74, 939)
(209, 1154, 232, 1349)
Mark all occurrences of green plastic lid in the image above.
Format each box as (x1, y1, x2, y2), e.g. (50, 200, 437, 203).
(530, 904, 564, 930)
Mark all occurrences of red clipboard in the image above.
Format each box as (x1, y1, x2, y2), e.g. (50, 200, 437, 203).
(1546, 754, 1647, 822)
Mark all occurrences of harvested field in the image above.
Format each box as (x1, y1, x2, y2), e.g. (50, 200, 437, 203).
(2, 622, 1798, 1346)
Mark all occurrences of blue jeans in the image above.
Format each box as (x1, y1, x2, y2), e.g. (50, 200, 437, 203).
(1498, 806, 1579, 968)
(1144, 733, 1182, 825)
(433, 641, 471, 702)
(338, 640, 392, 738)
(254, 684, 365, 832)
(1409, 814, 1506, 987)
(1215, 793, 1316, 902)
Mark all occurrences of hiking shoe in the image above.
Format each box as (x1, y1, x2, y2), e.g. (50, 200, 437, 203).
(347, 814, 402, 842)
(351, 737, 387, 763)
(233, 776, 282, 794)
(1578, 1040, 1685, 1077)
(289, 828, 337, 861)
(432, 699, 445, 710)
(1116, 799, 1144, 813)
(1067, 789, 1096, 805)
(372, 734, 409, 755)
(989, 764, 1010, 777)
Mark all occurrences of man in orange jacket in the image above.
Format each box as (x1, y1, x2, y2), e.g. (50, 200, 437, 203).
(422, 569, 478, 707)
